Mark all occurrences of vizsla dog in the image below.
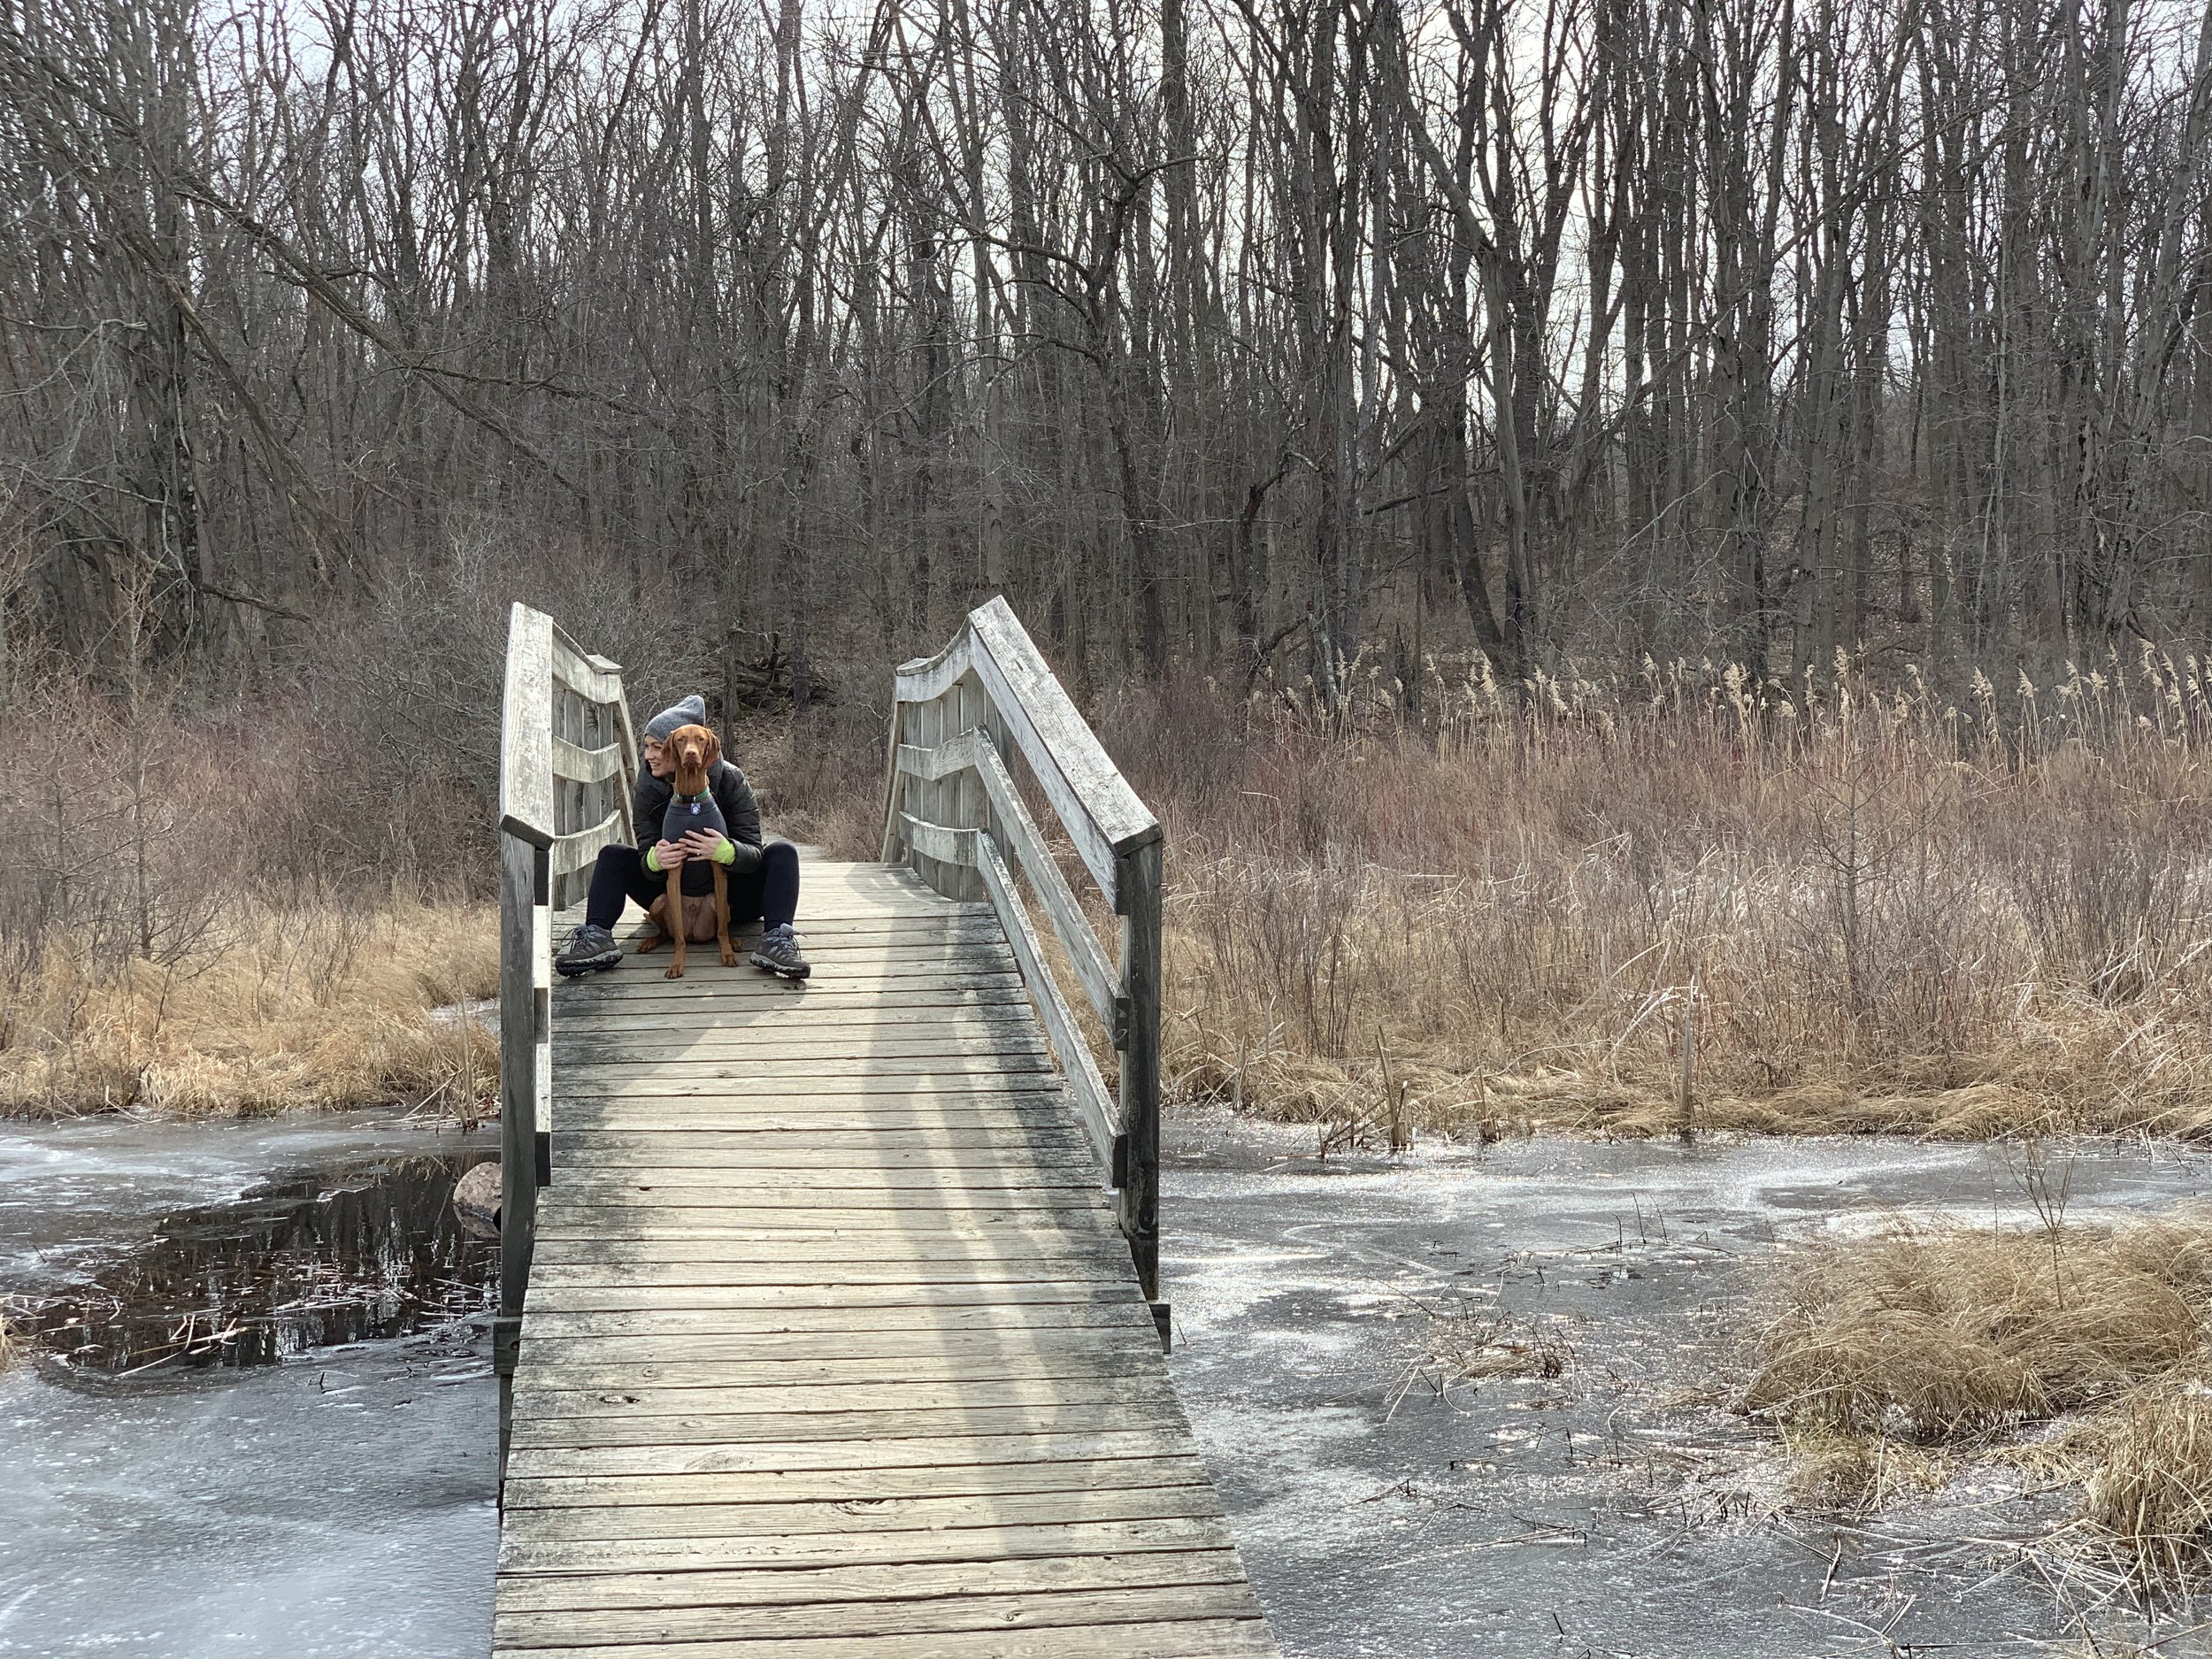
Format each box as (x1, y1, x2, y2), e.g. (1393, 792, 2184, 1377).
(634, 723, 740, 979)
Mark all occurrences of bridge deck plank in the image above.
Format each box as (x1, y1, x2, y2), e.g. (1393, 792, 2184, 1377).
(495, 860, 1274, 1657)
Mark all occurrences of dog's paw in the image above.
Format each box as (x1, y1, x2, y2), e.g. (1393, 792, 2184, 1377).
(718, 949, 741, 967)
(664, 964, 685, 979)
(634, 933, 664, 954)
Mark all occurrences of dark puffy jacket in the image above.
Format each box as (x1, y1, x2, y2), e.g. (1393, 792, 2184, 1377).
(634, 759, 764, 885)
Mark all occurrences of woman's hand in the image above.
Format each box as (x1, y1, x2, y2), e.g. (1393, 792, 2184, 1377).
(652, 837, 687, 870)
(679, 829, 728, 864)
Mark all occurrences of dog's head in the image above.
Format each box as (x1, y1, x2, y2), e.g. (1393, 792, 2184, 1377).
(665, 724, 720, 793)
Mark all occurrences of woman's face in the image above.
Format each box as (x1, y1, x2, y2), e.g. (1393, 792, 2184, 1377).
(643, 735, 672, 779)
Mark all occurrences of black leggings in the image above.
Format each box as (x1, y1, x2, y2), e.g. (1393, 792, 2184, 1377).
(584, 841, 801, 931)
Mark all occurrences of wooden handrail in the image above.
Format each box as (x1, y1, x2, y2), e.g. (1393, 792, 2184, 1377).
(887, 595, 1159, 901)
(494, 601, 636, 1487)
(881, 597, 1165, 1304)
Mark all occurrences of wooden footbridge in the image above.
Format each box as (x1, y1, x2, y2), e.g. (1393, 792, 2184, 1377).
(488, 599, 1279, 1658)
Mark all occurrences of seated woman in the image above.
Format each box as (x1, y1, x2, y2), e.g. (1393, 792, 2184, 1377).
(553, 695, 809, 978)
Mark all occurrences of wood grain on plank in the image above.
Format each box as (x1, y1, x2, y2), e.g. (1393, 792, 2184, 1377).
(495, 1548, 1251, 1611)
(490, 1617, 1275, 1659)
(510, 1376, 1183, 1419)
(498, 1481, 1229, 1542)
(518, 1301, 1158, 1335)
(555, 1132, 1090, 1158)
(503, 1428, 1198, 1481)
(498, 1514, 1239, 1575)
(493, 1582, 1264, 1647)
(503, 1455, 1210, 1513)
(508, 1402, 1199, 1453)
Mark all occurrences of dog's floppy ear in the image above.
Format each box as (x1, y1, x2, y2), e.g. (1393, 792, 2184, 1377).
(702, 729, 722, 770)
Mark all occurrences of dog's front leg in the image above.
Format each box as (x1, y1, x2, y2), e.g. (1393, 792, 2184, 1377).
(713, 864, 737, 967)
(664, 864, 687, 979)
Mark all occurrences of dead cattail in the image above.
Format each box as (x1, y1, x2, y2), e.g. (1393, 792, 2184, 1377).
(1389, 1304, 1572, 1416)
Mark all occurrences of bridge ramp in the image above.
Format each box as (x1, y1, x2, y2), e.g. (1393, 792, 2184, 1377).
(493, 860, 1277, 1658)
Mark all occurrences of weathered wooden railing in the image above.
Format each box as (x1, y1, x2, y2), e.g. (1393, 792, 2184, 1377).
(881, 595, 1166, 1310)
(494, 602, 637, 1475)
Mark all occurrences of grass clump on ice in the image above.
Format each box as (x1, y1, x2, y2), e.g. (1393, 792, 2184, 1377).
(1739, 1213, 2212, 1583)
(1388, 1303, 1572, 1415)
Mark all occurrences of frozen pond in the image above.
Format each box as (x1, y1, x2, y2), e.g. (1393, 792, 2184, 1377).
(1163, 1114, 2212, 1658)
(0, 1113, 500, 1657)
(4, 1107, 2209, 1657)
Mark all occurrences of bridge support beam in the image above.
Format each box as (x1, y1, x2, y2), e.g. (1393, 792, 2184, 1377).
(495, 831, 546, 1494)
(1116, 836, 1163, 1304)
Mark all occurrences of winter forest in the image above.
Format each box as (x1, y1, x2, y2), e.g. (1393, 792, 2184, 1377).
(6, 0, 2212, 702)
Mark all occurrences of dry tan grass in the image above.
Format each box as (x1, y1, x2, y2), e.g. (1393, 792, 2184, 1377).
(1095, 652, 2212, 1144)
(1740, 1215, 2212, 1578)
(1775, 1425, 1955, 1509)
(0, 902, 498, 1118)
(2081, 1378, 2212, 1586)
(0, 663, 498, 1121)
(1743, 1222, 2212, 1440)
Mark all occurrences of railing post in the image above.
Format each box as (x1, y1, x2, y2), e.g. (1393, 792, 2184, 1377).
(1115, 835, 1164, 1314)
(495, 831, 546, 1494)
(879, 696, 911, 863)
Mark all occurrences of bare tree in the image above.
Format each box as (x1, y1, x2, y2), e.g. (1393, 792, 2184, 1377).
(3, 0, 2209, 698)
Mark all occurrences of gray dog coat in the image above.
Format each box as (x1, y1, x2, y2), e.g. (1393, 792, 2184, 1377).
(662, 788, 729, 846)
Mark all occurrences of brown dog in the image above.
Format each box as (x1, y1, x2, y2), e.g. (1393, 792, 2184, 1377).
(633, 723, 739, 979)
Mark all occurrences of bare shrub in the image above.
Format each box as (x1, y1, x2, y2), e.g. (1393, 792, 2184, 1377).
(730, 698, 894, 860)
(0, 660, 497, 1118)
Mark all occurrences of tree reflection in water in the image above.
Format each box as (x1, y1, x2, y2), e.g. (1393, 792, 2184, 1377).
(28, 1152, 499, 1374)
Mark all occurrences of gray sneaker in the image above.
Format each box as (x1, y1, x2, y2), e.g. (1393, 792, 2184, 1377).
(554, 923, 621, 976)
(750, 923, 810, 979)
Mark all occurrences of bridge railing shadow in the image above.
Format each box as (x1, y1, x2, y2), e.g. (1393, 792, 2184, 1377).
(880, 595, 1165, 1312)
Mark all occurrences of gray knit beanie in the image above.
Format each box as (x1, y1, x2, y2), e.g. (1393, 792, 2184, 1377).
(642, 695, 707, 742)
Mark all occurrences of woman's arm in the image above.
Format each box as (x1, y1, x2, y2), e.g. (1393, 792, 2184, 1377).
(708, 765, 764, 874)
(632, 773, 683, 871)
